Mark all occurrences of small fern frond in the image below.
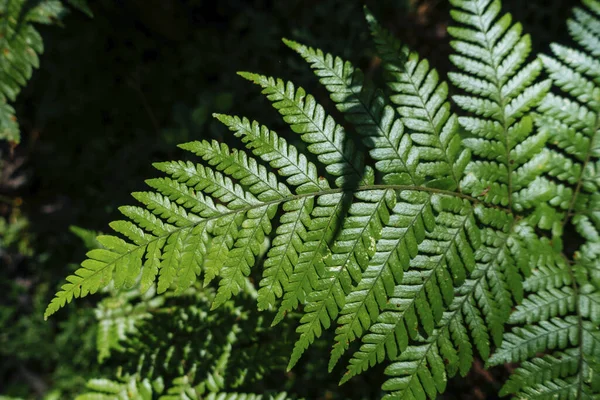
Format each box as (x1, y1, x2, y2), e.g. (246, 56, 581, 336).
(76, 375, 292, 400)
(490, 4, 600, 395)
(75, 376, 152, 400)
(506, 287, 577, 325)
(0, 0, 50, 142)
(381, 342, 448, 400)
(79, 287, 294, 399)
(214, 114, 329, 193)
(271, 192, 347, 326)
(95, 288, 164, 363)
(182, 140, 292, 200)
(378, 206, 552, 399)
(327, 190, 436, 370)
(287, 189, 394, 369)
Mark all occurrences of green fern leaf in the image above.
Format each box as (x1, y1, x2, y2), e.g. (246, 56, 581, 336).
(490, 242, 600, 398)
(258, 197, 312, 310)
(382, 342, 447, 400)
(288, 189, 396, 369)
(47, 1, 600, 398)
(329, 191, 434, 370)
(95, 289, 164, 363)
(273, 192, 347, 325)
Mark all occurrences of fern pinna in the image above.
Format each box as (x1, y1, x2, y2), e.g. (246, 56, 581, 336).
(45, 0, 600, 398)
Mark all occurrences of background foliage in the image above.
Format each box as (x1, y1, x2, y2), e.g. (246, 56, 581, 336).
(0, 0, 576, 398)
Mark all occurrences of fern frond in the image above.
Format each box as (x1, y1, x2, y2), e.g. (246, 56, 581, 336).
(75, 376, 153, 400)
(47, 1, 600, 398)
(378, 206, 552, 399)
(287, 189, 393, 369)
(213, 203, 277, 308)
(76, 375, 292, 400)
(257, 197, 312, 310)
(201, 394, 291, 400)
(272, 192, 347, 325)
(214, 114, 329, 193)
(181, 140, 292, 200)
(327, 190, 435, 370)
(381, 342, 447, 400)
(0, 1, 53, 142)
(95, 288, 164, 363)
(489, 4, 600, 395)
(507, 287, 577, 325)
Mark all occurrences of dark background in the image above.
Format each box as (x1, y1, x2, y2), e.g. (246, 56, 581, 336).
(0, 0, 572, 398)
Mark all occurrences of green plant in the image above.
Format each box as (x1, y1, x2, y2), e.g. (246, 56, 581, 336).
(0, 0, 91, 143)
(45, 0, 600, 398)
(76, 288, 293, 400)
